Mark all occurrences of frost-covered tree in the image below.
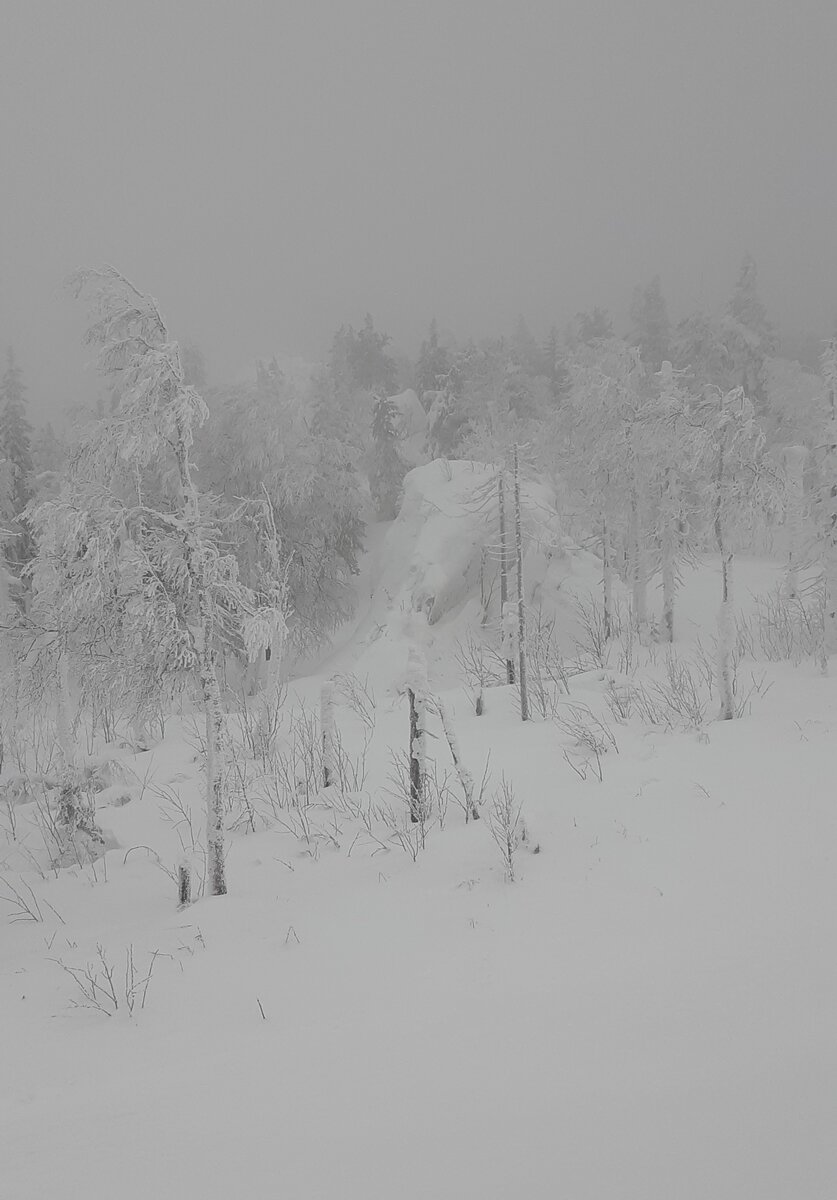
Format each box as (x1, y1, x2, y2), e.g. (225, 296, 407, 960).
(723, 253, 777, 408)
(31, 266, 286, 894)
(817, 334, 837, 660)
(691, 385, 772, 718)
(369, 392, 406, 519)
(564, 340, 655, 636)
(201, 367, 364, 657)
(0, 348, 35, 570)
(512, 444, 530, 721)
(415, 318, 451, 398)
(630, 276, 670, 372)
(650, 361, 704, 642)
(574, 307, 613, 346)
(674, 312, 734, 393)
(543, 325, 570, 404)
(781, 444, 807, 600)
(330, 314, 397, 397)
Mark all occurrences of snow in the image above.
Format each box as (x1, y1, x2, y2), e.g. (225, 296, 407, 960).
(2, 470, 835, 1199)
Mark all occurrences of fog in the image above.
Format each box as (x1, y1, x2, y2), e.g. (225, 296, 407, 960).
(1, 0, 835, 418)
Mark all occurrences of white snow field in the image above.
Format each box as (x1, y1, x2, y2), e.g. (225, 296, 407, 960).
(2, 463, 835, 1200)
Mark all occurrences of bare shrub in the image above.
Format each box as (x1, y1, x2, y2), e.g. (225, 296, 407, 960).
(749, 583, 823, 665)
(555, 703, 618, 782)
(572, 594, 625, 671)
(487, 776, 523, 881)
(525, 607, 573, 719)
(0, 875, 64, 924)
(455, 632, 505, 714)
(51, 943, 160, 1016)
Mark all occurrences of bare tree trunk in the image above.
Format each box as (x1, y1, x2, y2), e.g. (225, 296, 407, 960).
(55, 647, 76, 771)
(498, 472, 515, 684)
(513, 445, 529, 722)
(628, 487, 647, 636)
(320, 679, 336, 788)
(601, 512, 614, 640)
(406, 647, 428, 823)
(437, 697, 479, 821)
(175, 416, 228, 895)
(660, 468, 679, 644)
(714, 437, 734, 721)
(200, 626, 227, 896)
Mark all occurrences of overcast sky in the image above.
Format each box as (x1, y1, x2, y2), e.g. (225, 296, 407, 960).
(1, 0, 835, 418)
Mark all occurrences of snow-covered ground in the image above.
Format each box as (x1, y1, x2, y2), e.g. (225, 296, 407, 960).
(2, 466, 834, 1199)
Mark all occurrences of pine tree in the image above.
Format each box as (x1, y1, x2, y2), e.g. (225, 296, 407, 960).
(575, 307, 613, 346)
(0, 348, 35, 569)
(33, 266, 286, 894)
(370, 393, 406, 519)
(630, 276, 671, 372)
(723, 253, 777, 408)
(818, 335, 837, 663)
(415, 318, 451, 397)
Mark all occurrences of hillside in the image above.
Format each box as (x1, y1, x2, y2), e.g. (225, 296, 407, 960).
(1, 462, 834, 1200)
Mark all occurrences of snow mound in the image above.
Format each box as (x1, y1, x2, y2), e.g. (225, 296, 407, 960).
(318, 459, 611, 691)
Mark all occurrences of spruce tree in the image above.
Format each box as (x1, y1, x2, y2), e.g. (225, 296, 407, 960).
(0, 348, 35, 569)
(630, 276, 671, 371)
(370, 393, 405, 519)
(415, 318, 451, 397)
(724, 253, 777, 408)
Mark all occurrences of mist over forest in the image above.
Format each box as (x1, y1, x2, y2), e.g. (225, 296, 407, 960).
(1, 5, 835, 1199)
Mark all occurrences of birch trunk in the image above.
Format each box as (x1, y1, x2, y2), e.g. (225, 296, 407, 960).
(174, 415, 228, 896)
(601, 512, 614, 640)
(498, 472, 515, 684)
(513, 445, 529, 722)
(628, 487, 647, 635)
(660, 468, 679, 644)
(714, 434, 735, 721)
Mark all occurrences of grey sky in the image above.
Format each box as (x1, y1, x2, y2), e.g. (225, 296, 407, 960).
(1, 0, 835, 418)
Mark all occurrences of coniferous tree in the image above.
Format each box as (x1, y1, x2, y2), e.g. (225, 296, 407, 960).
(370, 392, 406, 519)
(32, 266, 286, 894)
(415, 318, 451, 398)
(575, 307, 614, 346)
(630, 276, 671, 372)
(818, 334, 837, 664)
(723, 253, 777, 408)
(0, 348, 35, 569)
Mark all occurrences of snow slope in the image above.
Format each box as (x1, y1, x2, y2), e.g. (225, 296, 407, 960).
(1, 469, 835, 1200)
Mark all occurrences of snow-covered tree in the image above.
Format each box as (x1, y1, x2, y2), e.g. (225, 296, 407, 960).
(574, 307, 613, 346)
(564, 340, 654, 636)
(630, 276, 671, 372)
(415, 318, 451, 398)
(691, 385, 772, 718)
(723, 253, 777, 409)
(201, 367, 364, 657)
(31, 265, 286, 894)
(651, 361, 704, 642)
(0, 348, 35, 571)
(817, 335, 837, 661)
(369, 393, 406, 519)
(512, 444, 530, 721)
(781, 444, 807, 600)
